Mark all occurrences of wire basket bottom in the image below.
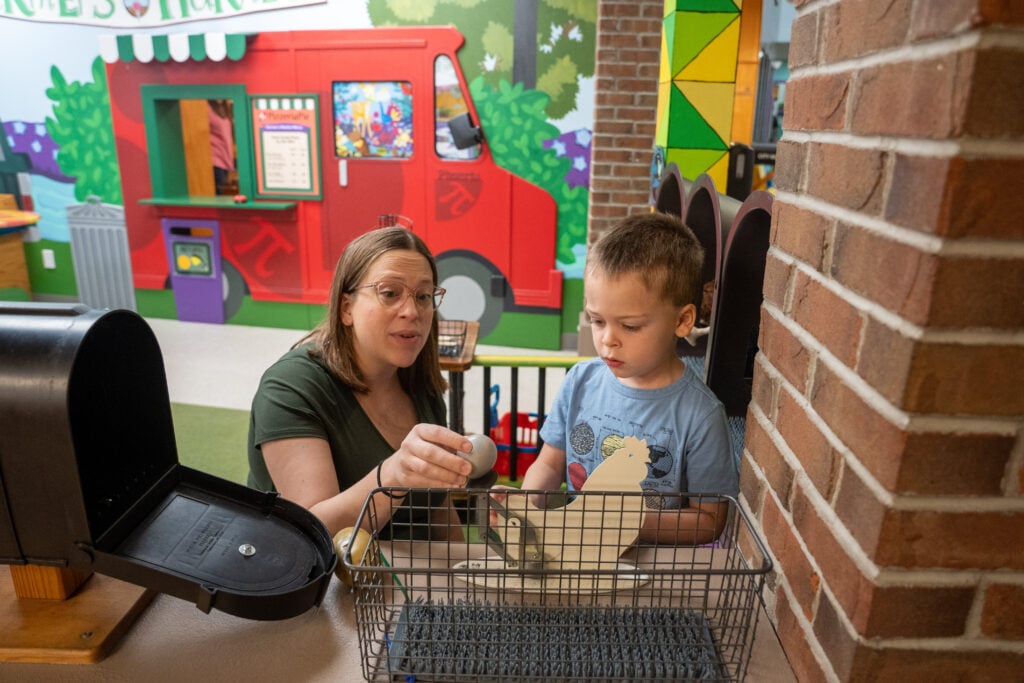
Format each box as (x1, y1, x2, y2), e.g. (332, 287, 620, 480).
(388, 599, 726, 681)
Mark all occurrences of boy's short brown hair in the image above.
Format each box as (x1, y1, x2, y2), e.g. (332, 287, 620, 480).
(586, 211, 704, 308)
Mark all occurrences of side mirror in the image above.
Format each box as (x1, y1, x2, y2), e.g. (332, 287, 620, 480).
(449, 112, 483, 150)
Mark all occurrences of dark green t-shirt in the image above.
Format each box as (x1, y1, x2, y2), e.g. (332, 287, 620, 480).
(247, 345, 447, 535)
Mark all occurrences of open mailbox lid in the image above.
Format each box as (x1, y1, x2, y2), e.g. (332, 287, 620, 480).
(0, 303, 336, 620)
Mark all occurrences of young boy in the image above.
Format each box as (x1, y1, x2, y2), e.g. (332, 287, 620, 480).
(521, 212, 738, 544)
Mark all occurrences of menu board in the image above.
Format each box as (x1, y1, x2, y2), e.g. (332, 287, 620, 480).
(250, 95, 322, 199)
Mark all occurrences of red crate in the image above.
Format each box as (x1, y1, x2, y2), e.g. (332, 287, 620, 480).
(488, 411, 539, 477)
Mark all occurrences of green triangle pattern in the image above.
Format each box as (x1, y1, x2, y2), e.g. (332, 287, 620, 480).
(671, 11, 741, 75)
(666, 86, 726, 150)
(673, 0, 739, 11)
(666, 148, 727, 180)
(663, 14, 675, 64)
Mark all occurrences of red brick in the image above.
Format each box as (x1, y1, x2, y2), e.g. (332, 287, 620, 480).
(876, 509, 1024, 570)
(980, 583, 1024, 639)
(776, 389, 840, 500)
(866, 584, 975, 638)
(774, 590, 833, 683)
(761, 253, 793, 311)
(809, 363, 907, 491)
(784, 73, 850, 132)
(851, 55, 961, 138)
(821, 0, 913, 63)
(758, 313, 813, 395)
(788, 11, 820, 69)
(773, 140, 807, 194)
(791, 272, 863, 368)
(905, 343, 1024, 415)
(885, 153, 953, 236)
(830, 223, 937, 326)
(750, 353, 778, 420)
(849, 646, 1024, 681)
(833, 466, 887, 559)
(856, 318, 914, 406)
(931, 256, 1024, 329)
(812, 591, 859, 680)
(977, 0, 1024, 24)
(806, 143, 887, 215)
(912, 0, 1024, 39)
(600, 2, 642, 18)
(770, 202, 831, 272)
(791, 485, 876, 631)
(944, 157, 1024, 240)
(962, 47, 1024, 138)
(898, 431, 1014, 496)
(762, 493, 821, 620)
(745, 417, 795, 511)
(739, 452, 765, 518)
(888, 155, 1024, 240)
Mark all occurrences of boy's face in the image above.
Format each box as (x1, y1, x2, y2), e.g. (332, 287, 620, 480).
(584, 268, 696, 390)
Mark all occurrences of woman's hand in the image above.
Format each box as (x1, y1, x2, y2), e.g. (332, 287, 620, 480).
(378, 423, 473, 490)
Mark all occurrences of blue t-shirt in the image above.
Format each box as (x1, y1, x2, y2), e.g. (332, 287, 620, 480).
(539, 358, 738, 504)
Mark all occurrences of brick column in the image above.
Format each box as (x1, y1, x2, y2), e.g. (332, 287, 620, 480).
(744, 1, 1024, 680)
(589, 0, 662, 244)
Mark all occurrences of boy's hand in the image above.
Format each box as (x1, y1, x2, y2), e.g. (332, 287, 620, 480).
(487, 485, 517, 528)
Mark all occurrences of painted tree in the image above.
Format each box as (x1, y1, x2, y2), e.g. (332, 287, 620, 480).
(368, 0, 596, 119)
(470, 77, 587, 265)
(46, 57, 122, 204)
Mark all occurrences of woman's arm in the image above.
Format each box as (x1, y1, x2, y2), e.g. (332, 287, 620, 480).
(263, 424, 473, 537)
(262, 437, 382, 536)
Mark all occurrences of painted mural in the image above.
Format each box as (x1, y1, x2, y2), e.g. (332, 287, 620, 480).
(654, 0, 761, 192)
(0, 0, 596, 350)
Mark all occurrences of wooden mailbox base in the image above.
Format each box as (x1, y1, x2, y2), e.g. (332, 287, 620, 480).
(0, 566, 153, 664)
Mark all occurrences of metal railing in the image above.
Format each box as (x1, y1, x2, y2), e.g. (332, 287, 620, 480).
(471, 354, 588, 481)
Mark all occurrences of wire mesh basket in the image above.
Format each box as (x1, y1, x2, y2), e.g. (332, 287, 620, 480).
(344, 489, 772, 682)
(438, 320, 467, 358)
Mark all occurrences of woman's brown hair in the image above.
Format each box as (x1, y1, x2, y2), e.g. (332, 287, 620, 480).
(297, 226, 448, 396)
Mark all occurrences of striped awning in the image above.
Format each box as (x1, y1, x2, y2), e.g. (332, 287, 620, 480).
(99, 33, 250, 64)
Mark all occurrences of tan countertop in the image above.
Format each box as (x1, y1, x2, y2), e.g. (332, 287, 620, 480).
(0, 566, 796, 682)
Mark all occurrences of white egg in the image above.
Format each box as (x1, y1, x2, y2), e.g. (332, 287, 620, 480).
(464, 433, 498, 478)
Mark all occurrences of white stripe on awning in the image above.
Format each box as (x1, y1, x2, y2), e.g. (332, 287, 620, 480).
(168, 33, 190, 63)
(132, 33, 154, 63)
(99, 33, 250, 64)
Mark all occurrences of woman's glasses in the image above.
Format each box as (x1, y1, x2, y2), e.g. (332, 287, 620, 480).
(350, 281, 446, 311)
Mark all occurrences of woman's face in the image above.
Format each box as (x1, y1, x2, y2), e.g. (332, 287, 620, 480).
(341, 249, 436, 380)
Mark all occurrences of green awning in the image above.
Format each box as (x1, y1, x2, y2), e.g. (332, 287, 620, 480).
(100, 33, 250, 64)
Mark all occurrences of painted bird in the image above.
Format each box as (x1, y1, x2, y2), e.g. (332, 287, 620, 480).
(490, 435, 651, 574)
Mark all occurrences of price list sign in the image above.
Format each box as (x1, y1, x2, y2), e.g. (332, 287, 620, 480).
(251, 95, 322, 199)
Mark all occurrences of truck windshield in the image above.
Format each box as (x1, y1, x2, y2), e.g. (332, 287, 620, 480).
(434, 55, 480, 161)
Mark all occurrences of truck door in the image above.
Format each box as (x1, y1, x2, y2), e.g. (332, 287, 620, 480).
(302, 41, 428, 272)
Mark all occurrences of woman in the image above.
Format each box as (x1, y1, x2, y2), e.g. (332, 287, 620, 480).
(247, 226, 473, 538)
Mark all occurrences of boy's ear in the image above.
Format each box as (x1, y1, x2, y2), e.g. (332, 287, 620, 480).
(674, 303, 697, 338)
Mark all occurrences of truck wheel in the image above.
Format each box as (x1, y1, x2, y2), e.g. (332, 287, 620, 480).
(222, 259, 248, 321)
(436, 252, 505, 338)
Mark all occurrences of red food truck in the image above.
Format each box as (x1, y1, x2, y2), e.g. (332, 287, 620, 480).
(104, 27, 562, 335)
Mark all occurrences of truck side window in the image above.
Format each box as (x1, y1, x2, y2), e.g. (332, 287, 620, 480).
(332, 81, 413, 158)
(434, 56, 480, 161)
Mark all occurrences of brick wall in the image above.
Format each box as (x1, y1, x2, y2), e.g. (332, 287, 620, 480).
(743, 0, 1024, 680)
(588, 0, 663, 244)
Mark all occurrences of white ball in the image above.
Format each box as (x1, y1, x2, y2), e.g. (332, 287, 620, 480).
(464, 433, 498, 479)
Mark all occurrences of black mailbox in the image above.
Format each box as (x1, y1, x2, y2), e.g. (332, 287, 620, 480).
(0, 303, 336, 620)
